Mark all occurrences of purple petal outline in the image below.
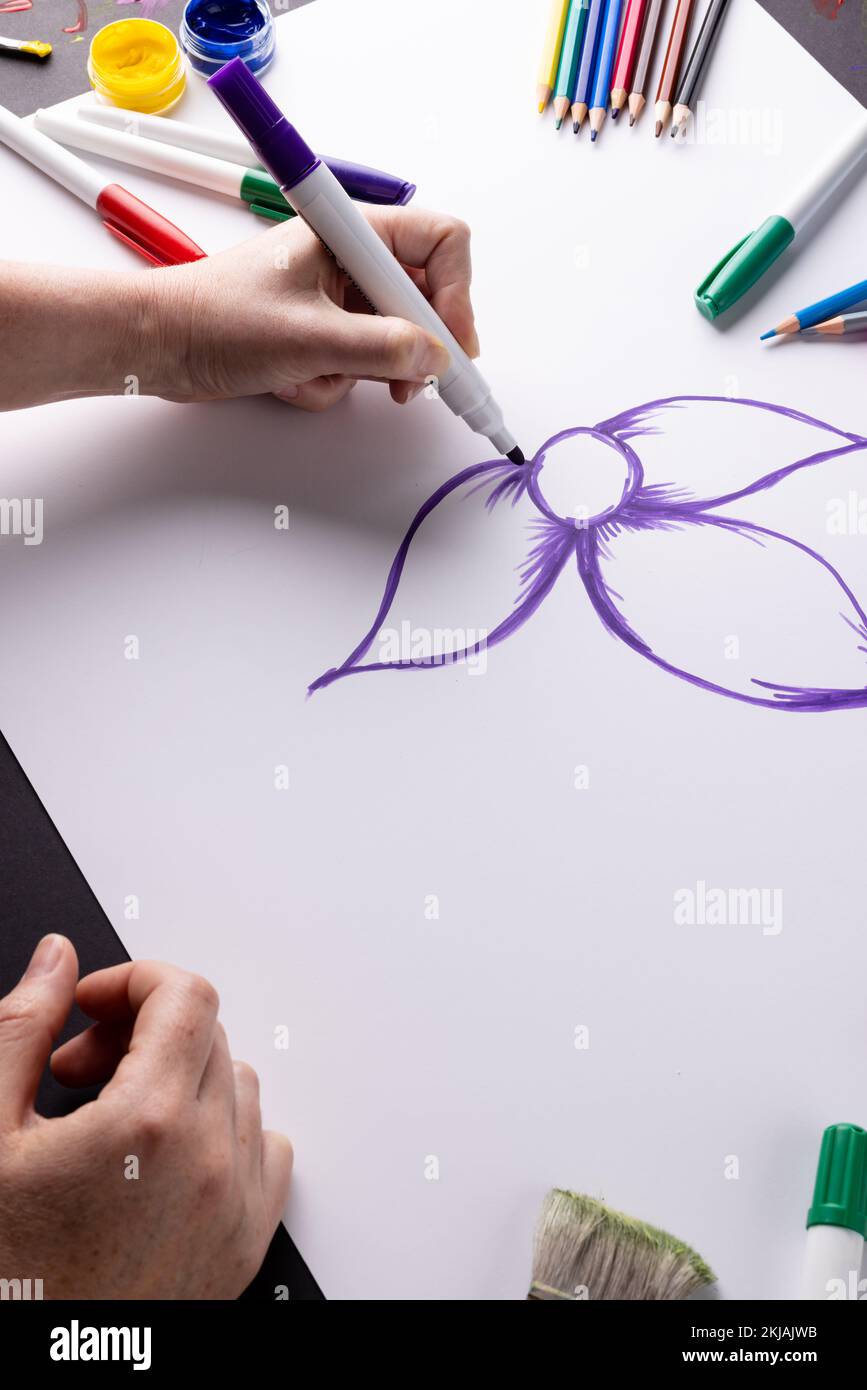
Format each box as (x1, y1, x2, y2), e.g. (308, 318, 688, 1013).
(577, 513, 867, 713)
(309, 397, 867, 712)
(308, 459, 574, 694)
(598, 395, 866, 511)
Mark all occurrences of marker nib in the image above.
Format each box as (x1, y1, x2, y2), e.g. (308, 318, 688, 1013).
(506, 446, 526, 466)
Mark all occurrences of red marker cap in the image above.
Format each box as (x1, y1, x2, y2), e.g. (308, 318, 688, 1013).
(96, 183, 206, 267)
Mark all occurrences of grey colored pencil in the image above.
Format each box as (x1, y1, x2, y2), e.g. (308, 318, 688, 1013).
(627, 0, 665, 126)
(671, 0, 733, 137)
(803, 311, 867, 337)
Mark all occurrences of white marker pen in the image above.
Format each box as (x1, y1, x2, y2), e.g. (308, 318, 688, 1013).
(208, 58, 524, 464)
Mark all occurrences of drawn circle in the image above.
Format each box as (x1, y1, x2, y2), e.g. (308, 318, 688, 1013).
(528, 427, 642, 527)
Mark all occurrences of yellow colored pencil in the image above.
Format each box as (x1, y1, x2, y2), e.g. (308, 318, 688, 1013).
(537, 0, 571, 113)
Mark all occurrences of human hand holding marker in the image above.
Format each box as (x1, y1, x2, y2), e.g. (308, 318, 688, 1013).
(0, 936, 291, 1298)
(159, 207, 477, 412)
(0, 207, 478, 412)
(208, 57, 522, 460)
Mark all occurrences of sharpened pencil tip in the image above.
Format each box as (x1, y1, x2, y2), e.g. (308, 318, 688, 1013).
(760, 330, 776, 341)
(611, 107, 619, 121)
(670, 125, 678, 138)
(506, 446, 526, 467)
(554, 118, 562, 130)
(573, 122, 581, 135)
(590, 129, 597, 142)
(654, 121, 662, 137)
(628, 114, 635, 127)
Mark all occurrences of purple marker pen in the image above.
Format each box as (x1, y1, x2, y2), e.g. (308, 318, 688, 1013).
(208, 58, 524, 463)
(76, 104, 415, 207)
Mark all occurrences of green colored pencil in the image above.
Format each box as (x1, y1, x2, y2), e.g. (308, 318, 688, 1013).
(553, 0, 591, 130)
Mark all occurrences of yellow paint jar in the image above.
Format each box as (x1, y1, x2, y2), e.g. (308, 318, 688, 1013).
(88, 19, 187, 114)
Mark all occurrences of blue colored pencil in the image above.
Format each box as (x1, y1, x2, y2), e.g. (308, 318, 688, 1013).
(553, 0, 591, 129)
(571, 0, 606, 133)
(761, 276, 867, 339)
(589, 0, 625, 141)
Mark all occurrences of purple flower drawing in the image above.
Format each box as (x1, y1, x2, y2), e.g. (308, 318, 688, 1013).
(310, 396, 867, 712)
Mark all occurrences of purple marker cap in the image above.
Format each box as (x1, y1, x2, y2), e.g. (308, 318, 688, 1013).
(321, 155, 416, 207)
(208, 57, 319, 191)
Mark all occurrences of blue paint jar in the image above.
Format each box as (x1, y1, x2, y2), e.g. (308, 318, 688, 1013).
(180, 0, 275, 78)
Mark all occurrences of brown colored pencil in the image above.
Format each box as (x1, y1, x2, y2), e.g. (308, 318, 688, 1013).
(654, 0, 695, 136)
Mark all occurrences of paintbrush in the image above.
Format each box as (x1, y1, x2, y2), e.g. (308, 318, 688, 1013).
(0, 34, 51, 60)
(529, 1189, 715, 1300)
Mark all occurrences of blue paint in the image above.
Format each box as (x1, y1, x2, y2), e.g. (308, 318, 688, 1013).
(180, 0, 275, 76)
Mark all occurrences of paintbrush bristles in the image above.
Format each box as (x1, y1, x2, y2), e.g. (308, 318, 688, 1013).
(530, 1190, 715, 1301)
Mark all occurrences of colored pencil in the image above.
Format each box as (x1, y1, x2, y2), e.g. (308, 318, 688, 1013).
(627, 0, 664, 126)
(589, 0, 624, 141)
(803, 311, 867, 337)
(654, 0, 695, 136)
(671, 0, 732, 137)
(571, 0, 605, 132)
(538, 0, 571, 113)
(609, 0, 647, 118)
(553, 0, 591, 129)
(761, 276, 867, 339)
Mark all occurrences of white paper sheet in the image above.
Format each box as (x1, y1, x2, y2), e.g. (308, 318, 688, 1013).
(1, 0, 867, 1298)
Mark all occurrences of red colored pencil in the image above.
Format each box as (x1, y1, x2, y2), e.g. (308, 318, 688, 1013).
(609, 0, 648, 119)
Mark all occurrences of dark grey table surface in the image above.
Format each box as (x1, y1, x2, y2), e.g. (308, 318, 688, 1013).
(757, 0, 867, 108)
(0, 0, 310, 117)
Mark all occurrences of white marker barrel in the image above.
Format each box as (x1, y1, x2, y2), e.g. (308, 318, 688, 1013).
(33, 108, 244, 201)
(783, 119, 867, 235)
(801, 1224, 864, 1300)
(0, 101, 105, 208)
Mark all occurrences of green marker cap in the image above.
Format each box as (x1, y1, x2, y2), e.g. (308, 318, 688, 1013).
(247, 202, 293, 223)
(694, 214, 795, 321)
(239, 169, 294, 217)
(806, 1123, 867, 1236)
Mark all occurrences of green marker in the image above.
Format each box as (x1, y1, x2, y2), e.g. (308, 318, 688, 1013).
(802, 1123, 867, 1301)
(552, 0, 591, 130)
(32, 104, 297, 225)
(695, 118, 867, 320)
(239, 169, 295, 222)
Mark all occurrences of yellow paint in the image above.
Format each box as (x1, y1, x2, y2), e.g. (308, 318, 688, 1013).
(88, 19, 186, 114)
(21, 41, 53, 58)
(537, 0, 570, 105)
